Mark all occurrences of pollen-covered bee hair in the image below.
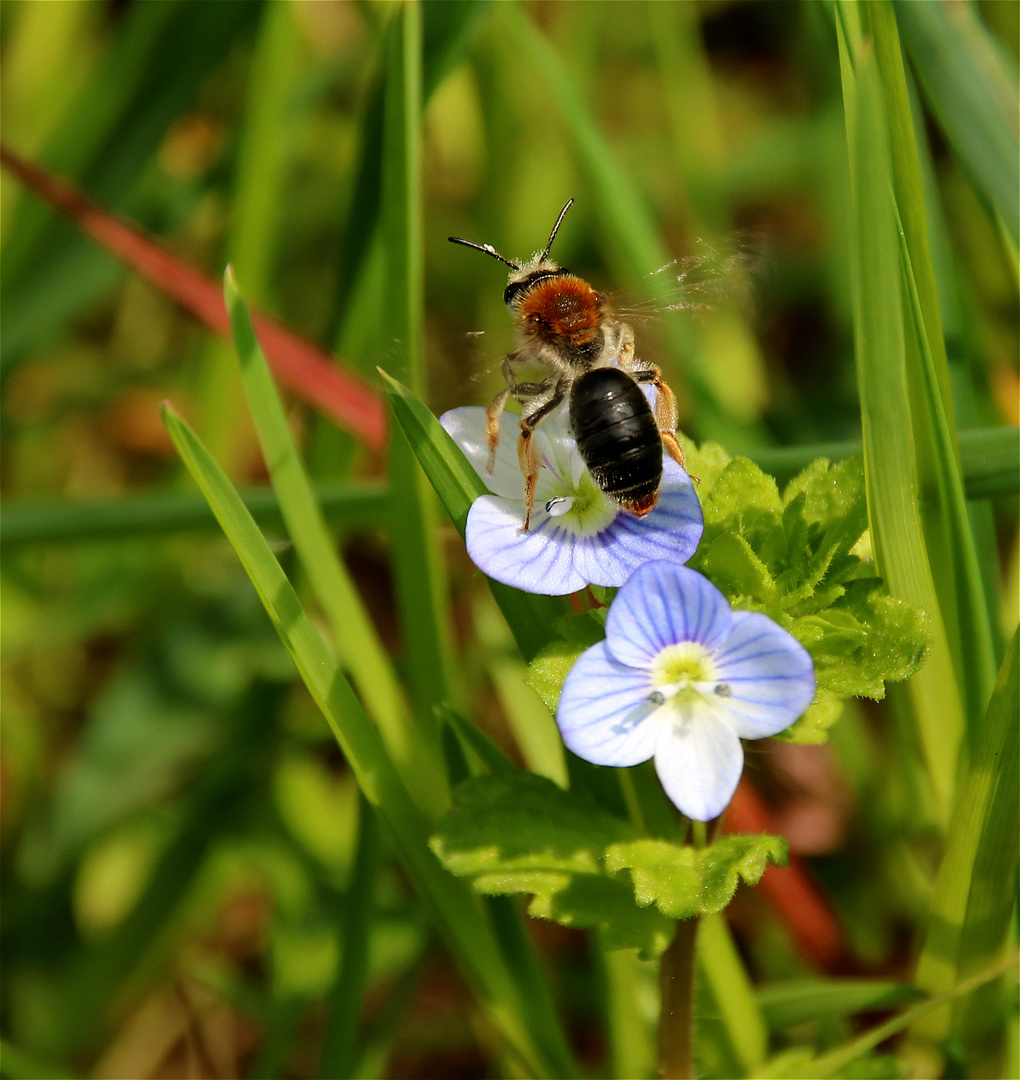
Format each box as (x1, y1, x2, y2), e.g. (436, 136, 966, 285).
(449, 198, 687, 531)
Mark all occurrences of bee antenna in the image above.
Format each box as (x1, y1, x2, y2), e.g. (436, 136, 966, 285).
(448, 236, 520, 271)
(540, 198, 574, 261)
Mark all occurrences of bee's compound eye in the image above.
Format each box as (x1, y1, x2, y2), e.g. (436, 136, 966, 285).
(503, 280, 528, 307)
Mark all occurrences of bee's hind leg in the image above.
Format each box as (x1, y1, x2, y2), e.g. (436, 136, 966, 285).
(631, 367, 695, 478)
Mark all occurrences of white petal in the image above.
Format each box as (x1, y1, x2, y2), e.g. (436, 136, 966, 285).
(711, 611, 817, 738)
(557, 643, 662, 766)
(440, 407, 526, 499)
(605, 564, 732, 669)
(653, 702, 744, 821)
(465, 495, 588, 595)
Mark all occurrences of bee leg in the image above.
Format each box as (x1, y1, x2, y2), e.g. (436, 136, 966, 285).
(518, 429, 539, 531)
(485, 386, 512, 472)
(517, 385, 566, 531)
(632, 367, 697, 480)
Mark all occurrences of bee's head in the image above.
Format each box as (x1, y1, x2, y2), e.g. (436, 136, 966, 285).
(448, 198, 576, 310)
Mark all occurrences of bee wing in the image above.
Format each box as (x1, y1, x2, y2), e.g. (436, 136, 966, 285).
(611, 234, 765, 323)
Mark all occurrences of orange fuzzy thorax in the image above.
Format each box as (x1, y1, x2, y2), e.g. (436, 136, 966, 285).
(516, 275, 603, 349)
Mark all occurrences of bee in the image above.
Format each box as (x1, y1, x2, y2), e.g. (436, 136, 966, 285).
(449, 198, 687, 531)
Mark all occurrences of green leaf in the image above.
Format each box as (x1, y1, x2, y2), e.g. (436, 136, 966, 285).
(774, 690, 844, 746)
(604, 833, 787, 919)
(429, 772, 672, 955)
(525, 612, 606, 712)
(695, 834, 788, 911)
(432, 773, 787, 956)
(602, 839, 702, 919)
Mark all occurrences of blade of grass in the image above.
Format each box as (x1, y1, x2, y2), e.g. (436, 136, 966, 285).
(748, 426, 1019, 498)
(757, 979, 924, 1032)
(698, 913, 767, 1075)
(380, 3, 460, 731)
(894, 0, 1019, 249)
(196, 0, 303, 470)
(838, 13, 965, 826)
(225, 269, 444, 818)
(0, 147, 386, 449)
(3, 425, 1012, 548)
(807, 951, 1019, 1079)
(1, 1, 262, 369)
(0, 483, 387, 547)
(324, 0, 489, 347)
(319, 792, 379, 1079)
(161, 402, 577, 1078)
(870, 0, 997, 736)
(914, 628, 1019, 1054)
(497, 3, 764, 451)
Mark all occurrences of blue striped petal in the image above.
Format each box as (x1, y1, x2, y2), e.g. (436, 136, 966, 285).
(605, 563, 733, 668)
(710, 611, 816, 738)
(557, 642, 662, 766)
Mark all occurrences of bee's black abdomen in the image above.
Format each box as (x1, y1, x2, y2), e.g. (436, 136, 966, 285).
(569, 368, 662, 515)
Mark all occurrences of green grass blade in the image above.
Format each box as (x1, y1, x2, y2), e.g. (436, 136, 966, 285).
(870, 1, 997, 735)
(698, 913, 767, 1075)
(757, 979, 923, 1031)
(381, 2, 460, 727)
(379, 369, 567, 661)
(838, 17, 965, 825)
(196, 0, 303, 469)
(224, 270, 446, 818)
(3, 424, 1010, 548)
(914, 628, 1019, 1056)
(805, 951, 1020, 1079)
(497, 3, 764, 450)
(1, 1, 261, 371)
(161, 402, 575, 1078)
(894, 0, 1019, 248)
(319, 793, 379, 1079)
(0, 483, 388, 547)
(745, 426, 1019, 497)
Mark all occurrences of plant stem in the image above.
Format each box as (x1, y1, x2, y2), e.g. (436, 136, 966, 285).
(657, 917, 699, 1079)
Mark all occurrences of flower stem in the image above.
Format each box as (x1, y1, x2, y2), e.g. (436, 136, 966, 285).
(657, 916, 699, 1079)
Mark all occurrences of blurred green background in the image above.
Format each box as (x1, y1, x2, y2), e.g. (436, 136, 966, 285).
(1, 1, 1017, 1078)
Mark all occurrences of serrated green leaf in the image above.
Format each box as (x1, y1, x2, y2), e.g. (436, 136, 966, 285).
(774, 690, 845, 746)
(603, 839, 702, 919)
(431, 773, 633, 878)
(430, 773, 673, 956)
(526, 641, 589, 713)
(696, 531, 777, 604)
(696, 834, 788, 911)
(605, 834, 787, 919)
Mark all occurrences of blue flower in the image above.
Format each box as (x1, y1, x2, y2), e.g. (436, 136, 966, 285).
(440, 407, 703, 596)
(557, 562, 816, 821)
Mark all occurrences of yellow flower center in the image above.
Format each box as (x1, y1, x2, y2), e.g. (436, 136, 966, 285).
(649, 642, 721, 705)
